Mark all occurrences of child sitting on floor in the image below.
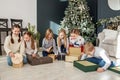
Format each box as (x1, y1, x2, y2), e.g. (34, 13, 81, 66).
(57, 29, 69, 54)
(42, 28, 57, 57)
(81, 42, 115, 72)
(69, 28, 84, 47)
(23, 31, 40, 65)
(4, 24, 27, 66)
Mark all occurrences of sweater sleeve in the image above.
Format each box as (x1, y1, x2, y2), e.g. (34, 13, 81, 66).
(4, 36, 12, 55)
(100, 52, 111, 70)
(20, 39, 25, 56)
(53, 39, 58, 55)
(57, 37, 61, 53)
(42, 38, 47, 51)
(81, 37, 85, 45)
(58, 46, 61, 53)
(80, 54, 88, 60)
(33, 41, 38, 54)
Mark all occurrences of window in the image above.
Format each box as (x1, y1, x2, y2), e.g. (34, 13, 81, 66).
(108, 0, 120, 10)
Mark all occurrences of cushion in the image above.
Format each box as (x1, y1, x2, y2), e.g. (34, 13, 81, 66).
(101, 44, 116, 57)
(102, 39, 117, 45)
(103, 29, 118, 40)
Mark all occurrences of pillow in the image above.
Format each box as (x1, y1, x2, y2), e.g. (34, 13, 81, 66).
(103, 29, 117, 40)
(103, 39, 117, 45)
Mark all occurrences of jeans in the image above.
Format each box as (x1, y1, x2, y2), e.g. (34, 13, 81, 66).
(61, 45, 66, 53)
(7, 56, 27, 66)
(86, 57, 115, 67)
(42, 51, 54, 57)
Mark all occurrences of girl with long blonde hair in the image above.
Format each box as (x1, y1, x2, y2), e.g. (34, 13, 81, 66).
(57, 29, 69, 54)
(42, 28, 57, 57)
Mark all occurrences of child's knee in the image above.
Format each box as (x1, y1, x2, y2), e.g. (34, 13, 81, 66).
(23, 57, 28, 64)
(7, 61, 12, 66)
(7, 56, 12, 66)
(42, 51, 48, 57)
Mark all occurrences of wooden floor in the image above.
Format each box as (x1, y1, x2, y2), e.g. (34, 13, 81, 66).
(0, 56, 120, 80)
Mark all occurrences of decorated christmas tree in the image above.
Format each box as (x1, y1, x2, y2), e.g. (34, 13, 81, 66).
(60, 0, 96, 43)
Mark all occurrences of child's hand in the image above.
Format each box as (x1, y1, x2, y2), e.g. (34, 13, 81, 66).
(46, 48, 50, 52)
(66, 51, 70, 55)
(81, 52, 84, 55)
(32, 54, 36, 58)
(9, 52, 15, 58)
(97, 67, 105, 72)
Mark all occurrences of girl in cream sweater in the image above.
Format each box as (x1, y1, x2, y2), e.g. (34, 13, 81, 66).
(4, 24, 27, 66)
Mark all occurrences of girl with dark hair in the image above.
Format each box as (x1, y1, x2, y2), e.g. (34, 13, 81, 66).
(4, 24, 27, 66)
(23, 31, 39, 65)
(69, 28, 84, 47)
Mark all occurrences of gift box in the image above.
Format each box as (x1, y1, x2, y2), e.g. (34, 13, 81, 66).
(66, 47, 81, 62)
(69, 47, 81, 56)
(74, 60, 99, 72)
(48, 54, 56, 61)
(57, 53, 66, 61)
(13, 62, 23, 68)
(39, 56, 53, 64)
(65, 55, 79, 62)
(109, 66, 120, 74)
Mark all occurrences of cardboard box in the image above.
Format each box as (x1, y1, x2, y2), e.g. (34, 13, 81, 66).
(65, 47, 81, 62)
(109, 66, 120, 74)
(65, 55, 79, 62)
(48, 54, 56, 61)
(74, 60, 99, 72)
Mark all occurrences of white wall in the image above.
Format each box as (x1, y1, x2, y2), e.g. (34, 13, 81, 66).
(0, 0, 37, 28)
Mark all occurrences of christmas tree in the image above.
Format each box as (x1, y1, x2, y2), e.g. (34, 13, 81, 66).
(60, 0, 96, 43)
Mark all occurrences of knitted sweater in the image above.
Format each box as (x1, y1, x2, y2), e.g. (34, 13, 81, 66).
(42, 38, 57, 54)
(25, 40, 37, 55)
(4, 35, 25, 56)
(57, 37, 69, 53)
(69, 36, 84, 47)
